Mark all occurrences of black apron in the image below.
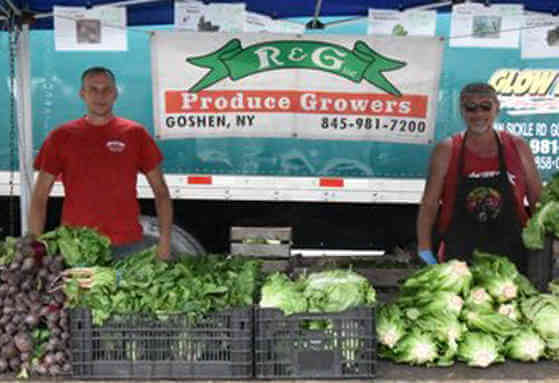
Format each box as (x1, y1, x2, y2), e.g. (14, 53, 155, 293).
(441, 131, 526, 273)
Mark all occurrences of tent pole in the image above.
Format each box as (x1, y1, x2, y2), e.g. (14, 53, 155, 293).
(3, 0, 20, 15)
(0, 4, 10, 17)
(310, 0, 323, 29)
(15, 22, 33, 235)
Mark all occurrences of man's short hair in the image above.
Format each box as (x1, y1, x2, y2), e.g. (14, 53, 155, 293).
(81, 66, 116, 88)
(460, 82, 498, 102)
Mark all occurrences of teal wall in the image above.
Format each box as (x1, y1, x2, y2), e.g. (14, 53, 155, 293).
(1, 14, 558, 180)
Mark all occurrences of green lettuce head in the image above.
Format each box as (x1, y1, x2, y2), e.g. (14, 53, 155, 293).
(471, 253, 519, 303)
(376, 304, 407, 349)
(464, 287, 494, 312)
(391, 328, 439, 366)
(504, 327, 545, 362)
(522, 201, 559, 250)
(416, 310, 466, 346)
(497, 302, 521, 321)
(398, 290, 463, 317)
(401, 260, 472, 296)
(260, 273, 307, 315)
(462, 308, 520, 339)
(304, 269, 376, 312)
(521, 294, 559, 339)
(457, 332, 504, 368)
(539, 172, 559, 205)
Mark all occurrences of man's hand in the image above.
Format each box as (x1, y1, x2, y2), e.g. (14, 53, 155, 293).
(157, 240, 171, 260)
(418, 249, 437, 265)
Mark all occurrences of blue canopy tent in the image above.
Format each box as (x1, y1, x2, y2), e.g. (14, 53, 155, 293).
(1, 0, 558, 28)
(0, 0, 558, 232)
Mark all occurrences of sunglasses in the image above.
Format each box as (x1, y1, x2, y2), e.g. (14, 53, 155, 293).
(462, 102, 493, 113)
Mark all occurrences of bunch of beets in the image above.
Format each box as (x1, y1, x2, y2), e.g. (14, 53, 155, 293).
(0, 234, 70, 377)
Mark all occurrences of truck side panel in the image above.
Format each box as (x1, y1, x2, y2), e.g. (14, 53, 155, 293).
(1, 14, 558, 204)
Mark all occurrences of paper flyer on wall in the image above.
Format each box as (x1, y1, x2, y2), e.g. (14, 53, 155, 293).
(449, 3, 523, 48)
(245, 12, 274, 32)
(173, 0, 203, 31)
(174, 0, 246, 32)
(54, 5, 127, 51)
(367, 9, 437, 36)
(521, 12, 559, 59)
(273, 20, 306, 34)
(245, 13, 305, 34)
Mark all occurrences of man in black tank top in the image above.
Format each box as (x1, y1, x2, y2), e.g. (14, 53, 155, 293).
(416, 83, 542, 271)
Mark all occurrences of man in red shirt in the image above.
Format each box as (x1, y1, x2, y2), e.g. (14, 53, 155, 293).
(29, 66, 173, 260)
(416, 83, 542, 270)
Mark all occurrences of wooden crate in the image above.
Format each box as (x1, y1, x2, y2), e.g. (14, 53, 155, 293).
(230, 226, 292, 258)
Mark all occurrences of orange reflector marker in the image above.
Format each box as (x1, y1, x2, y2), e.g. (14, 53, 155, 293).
(187, 176, 213, 185)
(319, 178, 344, 187)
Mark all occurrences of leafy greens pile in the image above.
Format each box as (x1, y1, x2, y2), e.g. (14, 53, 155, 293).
(64, 247, 261, 325)
(523, 172, 559, 249)
(40, 226, 112, 267)
(377, 252, 559, 367)
(259, 269, 376, 316)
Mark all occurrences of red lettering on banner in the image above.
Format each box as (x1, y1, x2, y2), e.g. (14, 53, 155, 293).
(319, 178, 344, 187)
(165, 90, 427, 118)
(187, 176, 213, 185)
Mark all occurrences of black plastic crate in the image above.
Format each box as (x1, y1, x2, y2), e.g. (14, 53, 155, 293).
(255, 306, 376, 379)
(70, 307, 253, 379)
(526, 235, 555, 292)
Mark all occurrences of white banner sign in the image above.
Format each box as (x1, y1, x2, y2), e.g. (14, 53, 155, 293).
(151, 32, 443, 144)
(450, 3, 523, 48)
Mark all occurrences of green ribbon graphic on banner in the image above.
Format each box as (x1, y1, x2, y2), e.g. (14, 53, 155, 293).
(187, 39, 406, 96)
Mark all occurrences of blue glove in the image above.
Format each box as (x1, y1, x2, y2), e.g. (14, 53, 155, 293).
(418, 249, 437, 265)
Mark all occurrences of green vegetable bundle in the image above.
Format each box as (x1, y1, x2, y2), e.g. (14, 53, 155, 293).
(40, 225, 112, 267)
(523, 172, 559, 249)
(64, 247, 262, 325)
(259, 269, 376, 315)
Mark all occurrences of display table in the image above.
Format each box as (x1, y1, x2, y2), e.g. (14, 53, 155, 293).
(3, 360, 559, 383)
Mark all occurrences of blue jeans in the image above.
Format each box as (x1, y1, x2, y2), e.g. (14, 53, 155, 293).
(111, 236, 157, 260)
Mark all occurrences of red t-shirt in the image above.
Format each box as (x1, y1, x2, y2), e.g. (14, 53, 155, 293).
(438, 130, 529, 234)
(34, 116, 163, 245)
